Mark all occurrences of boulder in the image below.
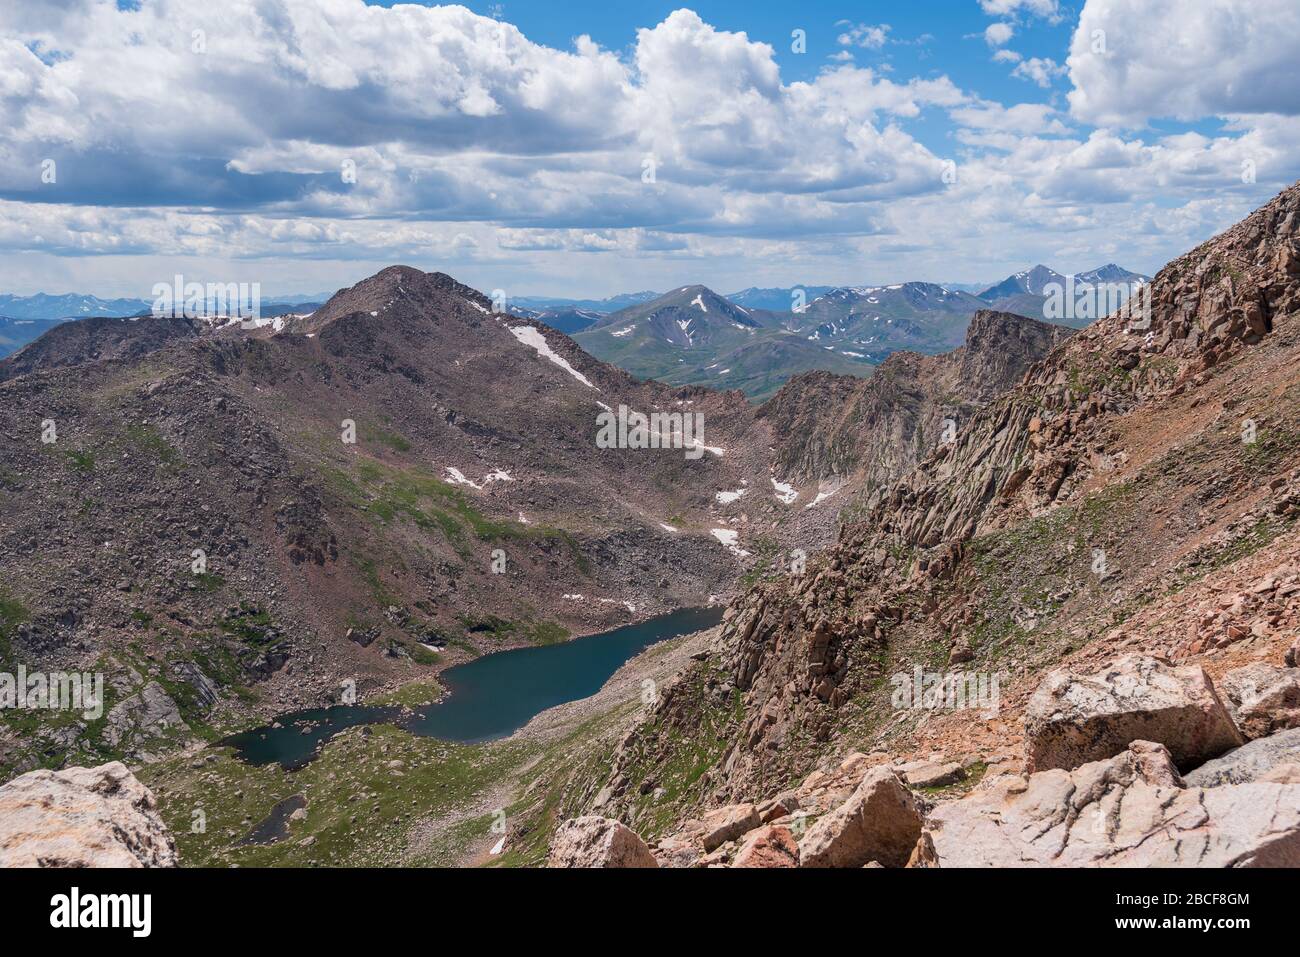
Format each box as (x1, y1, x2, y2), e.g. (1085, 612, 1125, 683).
(103, 681, 188, 750)
(732, 824, 799, 867)
(0, 762, 177, 867)
(798, 767, 923, 868)
(898, 760, 965, 789)
(547, 816, 657, 868)
(1024, 655, 1243, 772)
(756, 791, 799, 823)
(920, 741, 1300, 867)
(700, 803, 761, 852)
(1260, 763, 1300, 784)
(1219, 663, 1300, 738)
(1184, 727, 1300, 787)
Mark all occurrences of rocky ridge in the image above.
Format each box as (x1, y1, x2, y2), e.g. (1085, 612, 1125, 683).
(571, 181, 1300, 837)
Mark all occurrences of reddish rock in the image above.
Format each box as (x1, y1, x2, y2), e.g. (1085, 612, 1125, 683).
(700, 803, 761, 852)
(732, 824, 799, 867)
(798, 767, 923, 868)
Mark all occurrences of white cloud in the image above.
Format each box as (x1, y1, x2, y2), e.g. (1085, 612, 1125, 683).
(1068, 0, 1300, 126)
(978, 0, 1061, 20)
(984, 23, 1015, 46)
(1012, 57, 1068, 88)
(0, 0, 1296, 298)
(951, 101, 1069, 136)
(836, 23, 892, 49)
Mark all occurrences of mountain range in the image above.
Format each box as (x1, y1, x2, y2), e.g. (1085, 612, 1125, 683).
(3, 184, 1299, 870)
(0, 267, 1149, 403)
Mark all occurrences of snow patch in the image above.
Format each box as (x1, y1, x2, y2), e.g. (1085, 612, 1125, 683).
(715, 488, 747, 505)
(507, 325, 598, 389)
(444, 467, 514, 490)
(771, 478, 798, 505)
(710, 528, 750, 558)
(805, 487, 839, 509)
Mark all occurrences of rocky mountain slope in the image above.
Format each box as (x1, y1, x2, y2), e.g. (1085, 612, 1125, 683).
(547, 181, 1300, 859)
(0, 266, 793, 777)
(760, 310, 1075, 495)
(791, 282, 988, 359)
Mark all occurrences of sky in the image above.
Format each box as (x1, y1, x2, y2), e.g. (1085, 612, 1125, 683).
(1, 0, 1299, 299)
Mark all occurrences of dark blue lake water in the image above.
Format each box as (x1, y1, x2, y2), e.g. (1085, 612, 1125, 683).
(221, 605, 723, 769)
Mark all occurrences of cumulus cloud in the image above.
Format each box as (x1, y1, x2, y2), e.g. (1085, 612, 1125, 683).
(984, 23, 1015, 46)
(978, 0, 1061, 20)
(0, 0, 1297, 295)
(836, 23, 892, 49)
(0, 3, 967, 244)
(1068, 0, 1300, 126)
(1012, 57, 1068, 88)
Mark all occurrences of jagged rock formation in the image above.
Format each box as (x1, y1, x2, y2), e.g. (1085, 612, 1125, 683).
(760, 310, 1073, 488)
(0, 762, 177, 867)
(584, 180, 1300, 827)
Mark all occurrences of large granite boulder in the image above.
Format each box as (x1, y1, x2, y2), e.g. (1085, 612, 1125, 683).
(1185, 728, 1300, 786)
(798, 767, 923, 868)
(1219, 663, 1300, 738)
(547, 816, 657, 868)
(1024, 655, 1243, 772)
(0, 762, 177, 867)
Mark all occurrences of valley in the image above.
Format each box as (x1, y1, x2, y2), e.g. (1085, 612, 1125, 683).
(3, 183, 1299, 872)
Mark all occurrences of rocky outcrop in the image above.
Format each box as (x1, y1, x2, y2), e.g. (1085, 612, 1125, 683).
(700, 803, 760, 852)
(919, 741, 1300, 867)
(547, 816, 658, 868)
(797, 767, 923, 868)
(103, 681, 189, 752)
(0, 762, 177, 867)
(1219, 663, 1300, 738)
(761, 310, 1073, 489)
(1185, 728, 1300, 787)
(732, 824, 799, 867)
(1024, 655, 1243, 772)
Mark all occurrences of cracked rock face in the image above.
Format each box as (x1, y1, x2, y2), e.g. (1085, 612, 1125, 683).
(0, 761, 178, 868)
(1024, 655, 1244, 772)
(919, 741, 1300, 868)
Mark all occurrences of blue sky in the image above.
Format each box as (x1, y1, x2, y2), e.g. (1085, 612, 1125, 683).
(3, 1, 1299, 298)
